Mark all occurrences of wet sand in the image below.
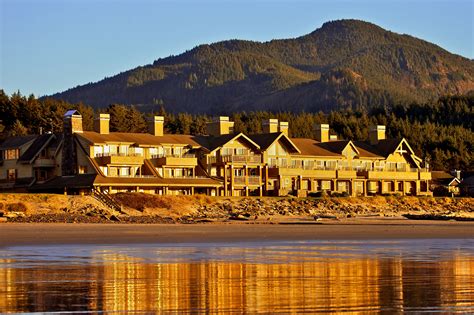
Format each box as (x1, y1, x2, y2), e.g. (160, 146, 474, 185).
(1, 218, 473, 247)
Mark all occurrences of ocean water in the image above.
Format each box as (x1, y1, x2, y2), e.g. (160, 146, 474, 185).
(0, 239, 473, 313)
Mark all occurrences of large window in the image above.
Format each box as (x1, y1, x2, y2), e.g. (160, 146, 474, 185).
(4, 149, 19, 160)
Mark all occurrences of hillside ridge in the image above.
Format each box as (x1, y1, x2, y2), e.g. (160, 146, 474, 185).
(48, 19, 474, 113)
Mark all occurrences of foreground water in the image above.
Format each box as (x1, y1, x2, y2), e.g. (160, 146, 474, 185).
(0, 239, 473, 313)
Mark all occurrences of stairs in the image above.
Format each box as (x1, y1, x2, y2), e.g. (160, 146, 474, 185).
(92, 187, 123, 213)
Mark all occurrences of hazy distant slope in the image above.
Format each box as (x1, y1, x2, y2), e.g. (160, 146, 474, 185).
(49, 19, 474, 113)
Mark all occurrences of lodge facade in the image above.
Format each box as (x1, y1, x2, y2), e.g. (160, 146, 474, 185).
(0, 110, 432, 197)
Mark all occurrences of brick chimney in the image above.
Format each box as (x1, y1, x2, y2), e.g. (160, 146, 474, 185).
(62, 110, 82, 176)
(207, 116, 234, 136)
(369, 125, 386, 145)
(314, 124, 329, 143)
(94, 113, 110, 135)
(148, 116, 164, 136)
(279, 121, 289, 136)
(262, 119, 279, 133)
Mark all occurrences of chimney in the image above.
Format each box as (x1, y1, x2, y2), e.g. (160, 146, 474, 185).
(94, 113, 110, 135)
(262, 119, 279, 133)
(369, 125, 386, 145)
(451, 169, 461, 180)
(62, 110, 82, 176)
(279, 121, 289, 136)
(207, 116, 234, 136)
(314, 124, 329, 143)
(330, 135, 338, 141)
(148, 116, 164, 136)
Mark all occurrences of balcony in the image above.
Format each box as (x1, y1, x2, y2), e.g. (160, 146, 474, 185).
(364, 168, 427, 180)
(34, 158, 56, 167)
(95, 153, 144, 165)
(220, 155, 262, 164)
(268, 166, 337, 179)
(232, 176, 261, 186)
(151, 154, 197, 167)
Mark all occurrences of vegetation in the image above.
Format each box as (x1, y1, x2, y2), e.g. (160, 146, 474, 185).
(1, 90, 472, 171)
(48, 19, 473, 113)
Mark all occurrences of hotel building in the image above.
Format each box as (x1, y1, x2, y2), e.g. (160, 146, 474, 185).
(0, 110, 432, 196)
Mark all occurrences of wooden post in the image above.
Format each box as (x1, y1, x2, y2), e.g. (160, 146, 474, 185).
(230, 165, 234, 197)
(265, 165, 269, 192)
(223, 166, 227, 196)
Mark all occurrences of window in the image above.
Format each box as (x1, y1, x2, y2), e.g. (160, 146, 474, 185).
(325, 161, 337, 170)
(222, 148, 232, 156)
(234, 169, 244, 176)
(93, 146, 103, 157)
(78, 166, 88, 174)
(40, 149, 48, 158)
(235, 148, 246, 155)
(7, 169, 16, 181)
(120, 167, 130, 176)
(321, 180, 331, 190)
(5, 149, 19, 160)
(172, 147, 182, 157)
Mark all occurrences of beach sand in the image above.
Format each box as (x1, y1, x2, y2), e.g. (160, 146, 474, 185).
(1, 218, 473, 247)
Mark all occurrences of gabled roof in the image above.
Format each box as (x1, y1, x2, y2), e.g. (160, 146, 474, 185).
(18, 134, 56, 163)
(352, 141, 385, 158)
(0, 135, 37, 150)
(431, 171, 461, 186)
(78, 131, 201, 147)
(318, 140, 361, 157)
(195, 133, 260, 153)
(249, 132, 300, 153)
(29, 174, 97, 191)
(289, 138, 341, 157)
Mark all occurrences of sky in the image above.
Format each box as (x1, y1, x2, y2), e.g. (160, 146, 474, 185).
(1, 0, 473, 97)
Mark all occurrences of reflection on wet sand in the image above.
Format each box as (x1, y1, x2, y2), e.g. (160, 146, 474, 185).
(0, 249, 473, 313)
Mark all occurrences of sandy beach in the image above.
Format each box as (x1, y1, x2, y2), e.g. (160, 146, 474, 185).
(1, 218, 473, 247)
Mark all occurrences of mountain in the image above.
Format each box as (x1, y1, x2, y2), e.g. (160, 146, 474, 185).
(48, 19, 474, 113)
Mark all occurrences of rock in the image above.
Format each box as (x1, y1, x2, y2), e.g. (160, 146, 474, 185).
(109, 215, 121, 222)
(0, 217, 7, 223)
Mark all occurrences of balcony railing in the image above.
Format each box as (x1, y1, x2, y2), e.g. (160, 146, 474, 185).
(209, 154, 262, 164)
(95, 152, 143, 157)
(222, 155, 261, 164)
(151, 153, 195, 159)
(268, 161, 429, 173)
(105, 175, 156, 178)
(248, 176, 261, 185)
(234, 176, 246, 185)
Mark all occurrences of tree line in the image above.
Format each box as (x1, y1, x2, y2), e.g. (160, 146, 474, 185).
(1, 90, 472, 171)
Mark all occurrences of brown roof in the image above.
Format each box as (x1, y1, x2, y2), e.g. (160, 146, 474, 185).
(78, 131, 201, 147)
(249, 133, 282, 150)
(431, 171, 460, 186)
(318, 140, 352, 154)
(194, 133, 260, 152)
(250, 132, 300, 153)
(290, 138, 340, 157)
(373, 138, 403, 157)
(353, 141, 384, 158)
(94, 175, 222, 187)
(18, 134, 55, 163)
(0, 135, 37, 150)
(29, 174, 97, 191)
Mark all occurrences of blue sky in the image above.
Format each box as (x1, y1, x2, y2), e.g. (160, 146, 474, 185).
(1, 0, 473, 97)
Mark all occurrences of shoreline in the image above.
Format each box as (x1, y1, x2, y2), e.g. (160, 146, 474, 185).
(1, 218, 473, 248)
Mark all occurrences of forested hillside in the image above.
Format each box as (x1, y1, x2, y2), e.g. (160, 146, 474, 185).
(48, 19, 474, 113)
(1, 90, 472, 171)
